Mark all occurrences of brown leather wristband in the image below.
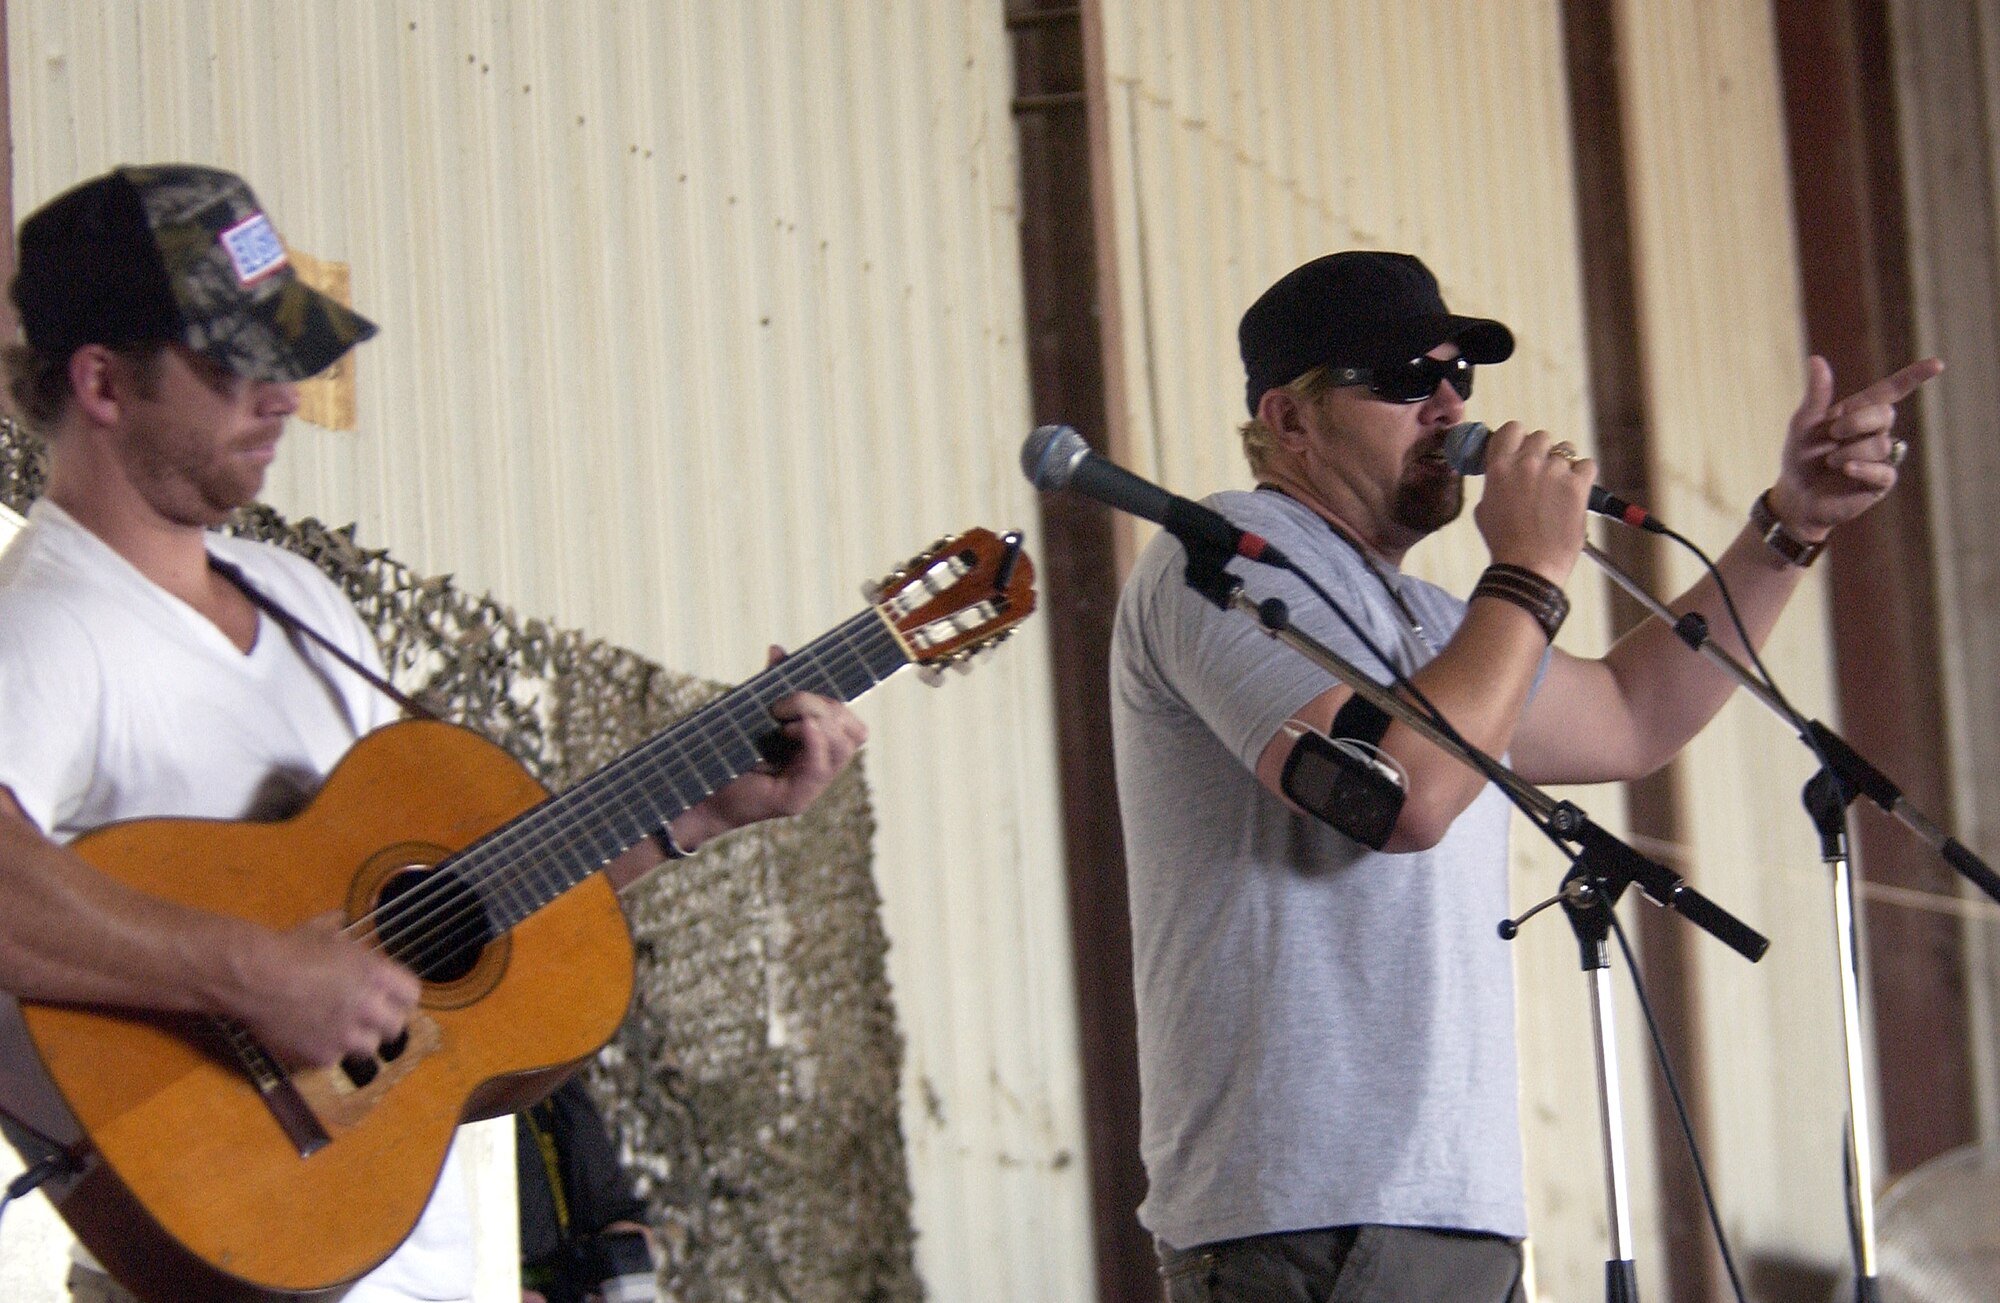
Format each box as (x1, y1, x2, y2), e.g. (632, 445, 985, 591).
(1749, 489, 1825, 567)
(1472, 563, 1570, 642)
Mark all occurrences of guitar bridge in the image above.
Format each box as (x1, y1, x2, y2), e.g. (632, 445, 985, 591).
(292, 1012, 443, 1133)
(221, 1011, 442, 1152)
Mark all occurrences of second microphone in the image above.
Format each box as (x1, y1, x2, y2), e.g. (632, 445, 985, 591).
(1442, 421, 1664, 534)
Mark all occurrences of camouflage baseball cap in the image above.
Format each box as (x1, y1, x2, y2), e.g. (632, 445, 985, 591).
(11, 163, 376, 382)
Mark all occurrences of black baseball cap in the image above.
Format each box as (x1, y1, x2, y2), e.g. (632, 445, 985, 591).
(1239, 251, 1513, 414)
(11, 163, 376, 382)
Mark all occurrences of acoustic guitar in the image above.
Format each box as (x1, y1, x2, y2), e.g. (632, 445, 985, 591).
(9, 527, 1035, 1302)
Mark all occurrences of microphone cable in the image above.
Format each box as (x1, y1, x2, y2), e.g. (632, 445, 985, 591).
(0, 1134, 80, 1242)
(1608, 514, 1853, 1303)
(1639, 520, 1821, 747)
(1609, 903, 1752, 1302)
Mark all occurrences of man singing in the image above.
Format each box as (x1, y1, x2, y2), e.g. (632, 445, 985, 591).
(1110, 250, 1937, 1301)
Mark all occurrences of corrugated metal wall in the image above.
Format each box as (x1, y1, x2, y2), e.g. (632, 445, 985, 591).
(5, 3, 1091, 1301)
(1614, 0, 1856, 1271)
(1089, 0, 1861, 1296)
(1887, 0, 2000, 1144)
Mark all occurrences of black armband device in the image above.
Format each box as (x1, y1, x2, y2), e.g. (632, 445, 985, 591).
(1280, 727, 1405, 851)
(1329, 694, 1392, 746)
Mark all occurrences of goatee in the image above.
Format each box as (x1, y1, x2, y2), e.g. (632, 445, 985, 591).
(1391, 471, 1464, 535)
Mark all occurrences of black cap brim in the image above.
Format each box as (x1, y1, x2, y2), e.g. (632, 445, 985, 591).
(1368, 314, 1515, 369)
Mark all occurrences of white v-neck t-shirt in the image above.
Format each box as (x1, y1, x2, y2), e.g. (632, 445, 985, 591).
(0, 498, 474, 1301)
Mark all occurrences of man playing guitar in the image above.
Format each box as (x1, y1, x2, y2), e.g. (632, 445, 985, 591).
(0, 164, 865, 1302)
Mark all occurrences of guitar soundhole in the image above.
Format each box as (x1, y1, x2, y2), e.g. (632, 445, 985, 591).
(374, 867, 496, 983)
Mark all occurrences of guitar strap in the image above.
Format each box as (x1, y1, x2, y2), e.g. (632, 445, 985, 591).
(215, 550, 683, 870)
(208, 555, 439, 722)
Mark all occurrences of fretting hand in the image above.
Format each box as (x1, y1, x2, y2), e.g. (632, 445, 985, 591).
(668, 646, 869, 849)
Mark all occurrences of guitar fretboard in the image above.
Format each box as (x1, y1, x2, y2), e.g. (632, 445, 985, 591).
(440, 608, 907, 934)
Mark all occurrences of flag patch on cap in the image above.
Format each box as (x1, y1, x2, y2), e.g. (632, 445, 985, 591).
(219, 212, 288, 285)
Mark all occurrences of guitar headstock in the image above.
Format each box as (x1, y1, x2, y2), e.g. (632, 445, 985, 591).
(869, 528, 1037, 680)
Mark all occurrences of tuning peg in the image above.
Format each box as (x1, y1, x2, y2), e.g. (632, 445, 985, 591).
(860, 581, 883, 603)
(951, 658, 974, 675)
(995, 530, 1025, 591)
(918, 665, 946, 686)
(903, 537, 948, 573)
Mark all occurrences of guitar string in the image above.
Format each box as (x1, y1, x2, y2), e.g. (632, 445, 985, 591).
(328, 623, 871, 968)
(343, 612, 891, 974)
(337, 611, 905, 978)
(340, 633, 876, 977)
(348, 547, 1012, 979)
(450, 614, 887, 925)
(390, 620, 899, 974)
(441, 619, 886, 938)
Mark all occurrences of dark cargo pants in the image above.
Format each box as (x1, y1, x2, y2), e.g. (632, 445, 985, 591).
(1159, 1223, 1527, 1303)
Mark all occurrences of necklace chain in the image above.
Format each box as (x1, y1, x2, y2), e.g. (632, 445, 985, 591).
(1256, 484, 1437, 656)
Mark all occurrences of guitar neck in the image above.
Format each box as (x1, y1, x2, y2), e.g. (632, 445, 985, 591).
(458, 607, 909, 931)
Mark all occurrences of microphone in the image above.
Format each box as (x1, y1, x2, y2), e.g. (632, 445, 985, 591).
(1021, 424, 1288, 565)
(1443, 421, 1665, 534)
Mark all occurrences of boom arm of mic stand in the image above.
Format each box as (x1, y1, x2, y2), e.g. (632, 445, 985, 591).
(1211, 568, 1767, 962)
(1581, 542, 2000, 905)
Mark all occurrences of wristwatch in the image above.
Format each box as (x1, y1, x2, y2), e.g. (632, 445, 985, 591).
(1749, 489, 1825, 567)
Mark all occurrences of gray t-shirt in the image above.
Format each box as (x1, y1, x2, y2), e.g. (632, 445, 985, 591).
(1110, 488, 1527, 1249)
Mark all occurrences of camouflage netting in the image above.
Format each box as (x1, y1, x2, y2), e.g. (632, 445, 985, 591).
(0, 418, 923, 1303)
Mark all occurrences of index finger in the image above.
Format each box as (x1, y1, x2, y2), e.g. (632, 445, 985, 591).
(766, 690, 838, 726)
(1831, 357, 1943, 417)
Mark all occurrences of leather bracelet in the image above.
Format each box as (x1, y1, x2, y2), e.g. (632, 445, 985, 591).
(1749, 489, 1825, 567)
(1473, 563, 1570, 642)
(1475, 574, 1568, 637)
(655, 821, 691, 860)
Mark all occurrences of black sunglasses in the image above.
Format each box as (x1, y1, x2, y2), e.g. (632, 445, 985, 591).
(1326, 354, 1474, 404)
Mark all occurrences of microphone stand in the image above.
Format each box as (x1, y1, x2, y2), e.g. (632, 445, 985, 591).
(1582, 539, 2000, 1303)
(1178, 539, 1767, 1303)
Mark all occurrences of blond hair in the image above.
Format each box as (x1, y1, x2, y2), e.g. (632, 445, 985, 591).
(1238, 365, 1341, 477)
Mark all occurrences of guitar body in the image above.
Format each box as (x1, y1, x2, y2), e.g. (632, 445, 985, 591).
(20, 719, 636, 1301)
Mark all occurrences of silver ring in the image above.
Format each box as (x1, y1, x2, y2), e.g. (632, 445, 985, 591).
(1887, 437, 1909, 468)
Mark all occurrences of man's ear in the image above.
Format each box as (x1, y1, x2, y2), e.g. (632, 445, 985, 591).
(1256, 386, 1313, 452)
(65, 345, 124, 427)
